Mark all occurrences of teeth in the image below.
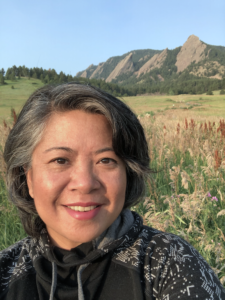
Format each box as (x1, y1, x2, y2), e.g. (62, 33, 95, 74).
(67, 205, 97, 212)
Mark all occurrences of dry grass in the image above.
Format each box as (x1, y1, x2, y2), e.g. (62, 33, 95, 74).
(0, 112, 225, 285)
(134, 113, 225, 285)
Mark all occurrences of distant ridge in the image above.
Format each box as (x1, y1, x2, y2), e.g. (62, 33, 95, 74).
(4, 36, 225, 96)
(76, 35, 225, 86)
(136, 48, 168, 77)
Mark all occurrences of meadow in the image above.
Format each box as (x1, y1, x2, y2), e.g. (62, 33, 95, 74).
(1, 78, 225, 286)
(0, 78, 44, 124)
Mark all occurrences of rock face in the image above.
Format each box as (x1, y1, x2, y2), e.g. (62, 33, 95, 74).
(136, 49, 167, 77)
(76, 64, 97, 78)
(190, 61, 225, 80)
(75, 35, 225, 85)
(106, 53, 134, 82)
(80, 70, 87, 78)
(138, 55, 150, 62)
(157, 74, 164, 81)
(175, 35, 206, 73)
(89, 63, 104, 79)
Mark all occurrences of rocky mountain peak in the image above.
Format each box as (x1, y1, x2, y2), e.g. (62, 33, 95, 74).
(136, 48, 168, 77)
(106, 53, 134, 82)
(175, 35, 206, 73)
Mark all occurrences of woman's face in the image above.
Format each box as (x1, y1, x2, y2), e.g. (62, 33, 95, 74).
(27, 110, 127, 250)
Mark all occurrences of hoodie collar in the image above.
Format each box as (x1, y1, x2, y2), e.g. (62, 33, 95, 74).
(28, 210, 143, 300)
(28, 209, 142, 267)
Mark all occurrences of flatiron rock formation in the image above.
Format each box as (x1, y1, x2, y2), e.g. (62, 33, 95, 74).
(79, 70, 87, 78)
(77, 64, 97, 78)
(76, 35, 225, 85)
(136, 49, 168, 77)
(175, 35, 207, 73)
(90, 62, 105, 79)
(106, 53, 134, 82)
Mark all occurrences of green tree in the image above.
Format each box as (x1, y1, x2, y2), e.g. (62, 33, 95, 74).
(220, 89, 225, 95)
(0, 68, 5, 76)
(44, 75, 49, 84)
(53, 75, 59, 82)
(206, 90, 213, 95)
(10, 71, 16, 81)
(0, 74, 4, 85)
(169, 88, 175, 95)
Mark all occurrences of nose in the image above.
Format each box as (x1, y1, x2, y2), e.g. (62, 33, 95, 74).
(67, 161, 101, 194)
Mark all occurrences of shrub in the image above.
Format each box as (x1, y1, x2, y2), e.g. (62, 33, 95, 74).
(206, 90, 213, 95)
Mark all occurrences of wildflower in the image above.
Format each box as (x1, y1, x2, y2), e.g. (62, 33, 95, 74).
(211, 240, 214, 243)
(212, 197, 218, 201)
(207, 192, 212, 197)
(218, 243, 221, 246)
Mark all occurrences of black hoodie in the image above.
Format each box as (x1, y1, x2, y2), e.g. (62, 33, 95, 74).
(0, 210, 225, 300)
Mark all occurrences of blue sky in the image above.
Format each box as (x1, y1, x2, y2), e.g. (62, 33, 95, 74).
(1, 0, 225, 76)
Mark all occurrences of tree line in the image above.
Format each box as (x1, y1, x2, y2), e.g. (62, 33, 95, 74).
(1, 65, 135, 97)
(1, 65, 225, 96)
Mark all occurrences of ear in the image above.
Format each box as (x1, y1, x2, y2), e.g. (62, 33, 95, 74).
(26, 168, 34, 199)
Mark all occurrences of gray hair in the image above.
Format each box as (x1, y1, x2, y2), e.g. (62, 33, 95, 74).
(4, 83, 151, 238)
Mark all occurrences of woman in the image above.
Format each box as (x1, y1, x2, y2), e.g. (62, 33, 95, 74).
(0, 83, 224, 300)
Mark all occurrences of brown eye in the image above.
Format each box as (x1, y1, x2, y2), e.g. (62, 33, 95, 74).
(56, 158, 67, 164)
(100, 158, 116, 164)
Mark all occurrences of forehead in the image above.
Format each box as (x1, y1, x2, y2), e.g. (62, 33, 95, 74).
(36, 110, 113, 151)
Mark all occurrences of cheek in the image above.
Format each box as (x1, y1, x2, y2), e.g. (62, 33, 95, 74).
(30, 169, 69, 203)
(104, 169, 127, 206)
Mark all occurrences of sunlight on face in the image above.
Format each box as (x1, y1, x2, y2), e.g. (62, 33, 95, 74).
(26, 110, 127, 250)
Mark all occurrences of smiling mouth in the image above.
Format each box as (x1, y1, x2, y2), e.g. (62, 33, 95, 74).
(66, 205, 100, 212)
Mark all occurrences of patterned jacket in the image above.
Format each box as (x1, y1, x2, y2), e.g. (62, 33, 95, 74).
(0, 212, 225, 300)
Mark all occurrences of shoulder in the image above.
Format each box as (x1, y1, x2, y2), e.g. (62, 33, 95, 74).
(112, 223, 162, 267)
(145, 229, 225, 298)
(114, 224, 212, 269)
(114, 225, 225, 298)
(0, 237, 34, 294)
(0, 236, 33, 261)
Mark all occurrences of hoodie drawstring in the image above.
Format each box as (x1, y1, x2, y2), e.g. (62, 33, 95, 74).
(49, 262, 57, 300)
(47, 210, 134, 300)
(49, 261, 90, 300)
(77, 263, 90, 300)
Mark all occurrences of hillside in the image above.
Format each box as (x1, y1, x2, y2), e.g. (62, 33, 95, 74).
(76, 35, 225, 94)
(2, 36, 225, 97)
(76, 49, 162, 80)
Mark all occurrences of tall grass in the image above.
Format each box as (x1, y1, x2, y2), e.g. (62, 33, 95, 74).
(134, 114, 225, 285)
(0, 114, 225, 286)
(0, 121, 26, 250)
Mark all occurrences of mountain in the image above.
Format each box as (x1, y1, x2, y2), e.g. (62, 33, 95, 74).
(4, 36, 225, 98)
(76, 49, 161, 81)
(76, 35, 225, 90)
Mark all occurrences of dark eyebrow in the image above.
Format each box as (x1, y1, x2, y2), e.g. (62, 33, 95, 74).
(94, 147, 114, 155)
(44, 147, 114, 154)
(44, 147, 74, 153)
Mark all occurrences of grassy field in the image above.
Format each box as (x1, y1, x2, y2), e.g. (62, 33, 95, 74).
(1, 78, 225, 285)
(122, 93, 225, 118)
(1, 77, 225, 123)
(0, 78, 44, 123)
